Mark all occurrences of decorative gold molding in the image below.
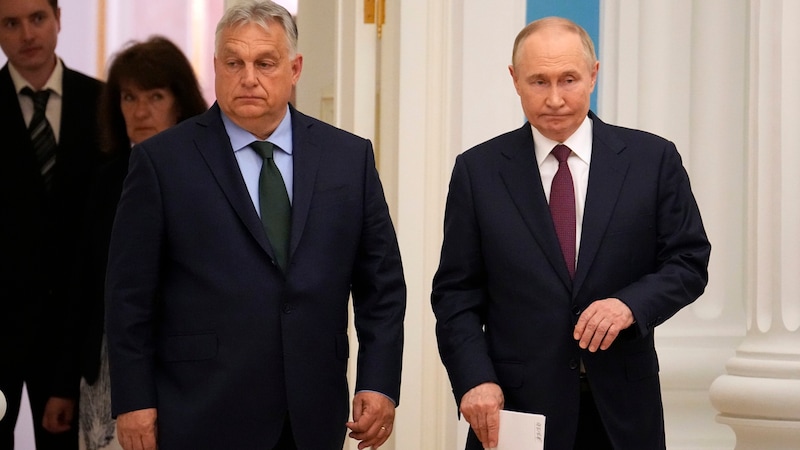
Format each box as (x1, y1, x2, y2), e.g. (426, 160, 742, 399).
(377, 0, 384, 38)
(364, 0, 385, 38)
(96, 0, 106, 79)
(364, 0, 375, 23)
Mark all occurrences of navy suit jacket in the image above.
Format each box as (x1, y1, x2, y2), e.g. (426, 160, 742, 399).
(0, 62, 102, 397)
(432, 112, 710, 450)
(105, 103, 406, 449)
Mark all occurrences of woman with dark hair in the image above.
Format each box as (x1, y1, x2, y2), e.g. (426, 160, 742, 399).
(68, 36, 207, 450)
(99, 36, 208, 152)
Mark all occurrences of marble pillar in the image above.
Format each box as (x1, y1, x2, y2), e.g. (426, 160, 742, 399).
(601, 1, 749, 447)
(709, 1, 800, 448)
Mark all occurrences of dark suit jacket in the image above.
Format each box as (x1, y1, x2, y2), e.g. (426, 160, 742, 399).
(68, 147, 131, 387)
(432, 112, 710, 450)
(105, 103, 406, 450)
(0, 62, 103, 397)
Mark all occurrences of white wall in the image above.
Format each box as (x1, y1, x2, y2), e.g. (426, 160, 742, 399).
(0, 0, 99, 76)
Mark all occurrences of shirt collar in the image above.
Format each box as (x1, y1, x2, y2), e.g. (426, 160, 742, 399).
(222, 105, 294, 155)
(9, 57, 64, 97)
(532, 115, 593, 167)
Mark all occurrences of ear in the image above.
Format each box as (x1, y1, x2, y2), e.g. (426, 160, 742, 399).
(590, 60, 599, 90)
(509, 64, 522, 95)
(291, 54, 304, 85)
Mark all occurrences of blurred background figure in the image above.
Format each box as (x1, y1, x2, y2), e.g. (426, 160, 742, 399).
(101, 35, 208, 151)
(0, 0, 104, 448)
(63, 36, 206, 450)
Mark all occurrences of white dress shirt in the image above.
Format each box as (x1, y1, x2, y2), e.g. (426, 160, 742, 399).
(8, 58, 64, 143)
(223, 105, 294, 218)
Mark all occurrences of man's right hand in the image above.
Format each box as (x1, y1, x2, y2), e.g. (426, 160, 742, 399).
(117, 408, 157, 450)
(460, 382, 504, 448)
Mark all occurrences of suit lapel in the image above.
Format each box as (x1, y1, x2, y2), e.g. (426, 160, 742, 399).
(573, 113, 630, 293)
(59, 67, 79, 144)
(498, 124, 573, 287)
(0, 65, 33, 150)
(287, 107, 322, 258)
(1, 65, 47, 194)
(192, 104, 273, 256)
(0, 65, 25, 129)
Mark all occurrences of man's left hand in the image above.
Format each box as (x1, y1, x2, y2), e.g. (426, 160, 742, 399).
(42, 397, 75, 433)
(574, 297, 635, 351)
(345, 391, 395, 449)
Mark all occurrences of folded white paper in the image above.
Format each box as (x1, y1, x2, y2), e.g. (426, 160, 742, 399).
(491, 409, 546, 450)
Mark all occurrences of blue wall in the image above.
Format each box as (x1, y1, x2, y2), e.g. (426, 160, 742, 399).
(525, 0, 600, 111)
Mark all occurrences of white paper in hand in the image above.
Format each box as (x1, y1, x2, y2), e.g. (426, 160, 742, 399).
(490, 409, 546, 450)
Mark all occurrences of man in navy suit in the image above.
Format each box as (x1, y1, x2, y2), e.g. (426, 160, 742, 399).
(105, 2, 405, 450)
(0, 0, 102, 448)
(432, 17, 710, 450)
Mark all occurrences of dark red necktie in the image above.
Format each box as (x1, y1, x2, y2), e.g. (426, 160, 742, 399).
(549, 144, 576, 278)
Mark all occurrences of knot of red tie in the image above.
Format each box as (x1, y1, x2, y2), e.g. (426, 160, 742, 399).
(552, 144, 571, 163)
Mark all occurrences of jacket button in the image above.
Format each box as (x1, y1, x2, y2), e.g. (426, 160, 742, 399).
(571, 305, 581, 316)
(569, 359, 579, 370)
(283, 303, 292, 313)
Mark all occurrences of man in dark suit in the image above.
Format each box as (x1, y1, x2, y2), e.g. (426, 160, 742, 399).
(105, 2, 406, 450)
(0, 0, 103, 448)
(432, 17, 711, 450)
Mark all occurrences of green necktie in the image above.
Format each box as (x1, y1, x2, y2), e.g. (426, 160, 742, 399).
(251, 141, 291, 271)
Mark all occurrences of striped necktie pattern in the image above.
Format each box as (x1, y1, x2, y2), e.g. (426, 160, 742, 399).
(22, 87, 57, 191)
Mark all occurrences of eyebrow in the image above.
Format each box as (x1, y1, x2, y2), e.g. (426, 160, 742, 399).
(26, 10, 50, 20)
(528, 69, 582, 78)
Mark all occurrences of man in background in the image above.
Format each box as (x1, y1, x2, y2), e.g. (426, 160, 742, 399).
(105, 1, 405, 449)
(432, 17, 710, 450)
(0, 0, 103, 448)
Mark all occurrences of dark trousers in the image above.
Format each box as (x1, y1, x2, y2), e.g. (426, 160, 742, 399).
(272, 415, 297, 450)
(573, 375, 613, 450)
(0, 363, 78, 450)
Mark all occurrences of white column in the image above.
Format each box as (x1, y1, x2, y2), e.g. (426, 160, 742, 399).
(300, 0, 462, 447)
(381, 0, 526, 448)
(601, 1, 748, 448)
(709, 1, 800, 448)
(389, 0, 461, 447)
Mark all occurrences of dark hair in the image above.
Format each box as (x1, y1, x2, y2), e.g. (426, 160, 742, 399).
(99, 36, 207, 153)
(48, 0, 57, 12)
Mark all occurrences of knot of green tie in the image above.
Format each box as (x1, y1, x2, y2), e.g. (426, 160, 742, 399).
(251, 140, 274, 160)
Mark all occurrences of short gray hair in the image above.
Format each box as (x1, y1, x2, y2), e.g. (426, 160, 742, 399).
(215, 0, 298, 57)
(512, 17, 596, 70)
